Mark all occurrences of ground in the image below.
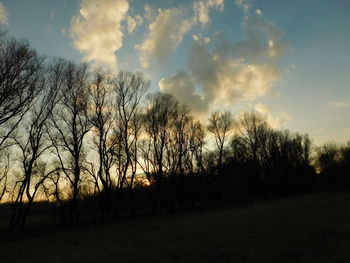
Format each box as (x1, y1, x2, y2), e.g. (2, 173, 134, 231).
(1, 193, 350, 263)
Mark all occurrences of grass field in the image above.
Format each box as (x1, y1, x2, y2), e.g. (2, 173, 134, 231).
(1, 193, 350, 263)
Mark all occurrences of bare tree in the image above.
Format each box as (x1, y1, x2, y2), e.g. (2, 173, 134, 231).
(235, 111, 270, 165)
(0, 31, 44, 150)
(164, 104, 195, 209)
(8, 60, 61, 231)
(172, 105, 192, 176)
(42, 169, 69, 224)
(188, 121, 205, 175)
(143, 92, 178, 213)
(89, 72, 118, 218)
(138, 136, 155, 184)
(127, 109, 145, 215)
(0, 152, 10, 203)
(113, 71, 149, 216)
(48, 61, 91, 223)
(208, 111, 234, 169)
(233, 111, 270, 194)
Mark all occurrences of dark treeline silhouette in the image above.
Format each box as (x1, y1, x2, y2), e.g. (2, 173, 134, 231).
(0, 32, 349, 232)
(316, 142, 350, 191)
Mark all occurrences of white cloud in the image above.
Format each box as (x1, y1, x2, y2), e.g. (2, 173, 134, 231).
(253, 103, 290, 128)
(135, 7, 195, 69)
(159, 71, 208, 116)
(70, 0, 129, 70)
(144, 4, 157, 21)
(193, 0, 224, 25)
(127, 15, 143, 34)
(161, 0, 287, 115)
(136, 0, 224, 69)
(234, 0, 252, 13)
(234, 103, 290, 130)
(186, 2, 286, 108)
(0, 2, 8, 25)
(192, 33, 210, 43)
(188, 35, 279, 108)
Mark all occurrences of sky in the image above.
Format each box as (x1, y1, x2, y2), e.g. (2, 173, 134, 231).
(0, 0, 349, 146)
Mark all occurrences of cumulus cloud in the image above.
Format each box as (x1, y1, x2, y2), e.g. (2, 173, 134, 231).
(135, 7, 195, 69)
(160, 0, 286, 115)
(193, 0, 224, 25)
(159, 71, 208, 115)
(0, 2, 8, 24)
(70, 0, 129, 70)
(136, 0, 224, 69)
(189, 36, 279, 106)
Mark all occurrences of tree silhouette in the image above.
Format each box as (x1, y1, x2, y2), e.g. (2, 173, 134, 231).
(48, 60, 91, 224)
(0, 32, 347, 231)
(143, 93, 178, 213)
(89, 71, 117, 219)
(113, 71, 149, 216)
(9, 60, 60, 231)
(208, 110, 234, 170)
(0, 31, 44, 150)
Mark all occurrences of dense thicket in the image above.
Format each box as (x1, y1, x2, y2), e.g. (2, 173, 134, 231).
(0, 32, 348, 231)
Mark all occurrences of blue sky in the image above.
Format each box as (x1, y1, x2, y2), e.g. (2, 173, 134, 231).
(1, 0, 349, 145)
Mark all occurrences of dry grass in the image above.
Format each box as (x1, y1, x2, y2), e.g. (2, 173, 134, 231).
(1, 193, 350, 263)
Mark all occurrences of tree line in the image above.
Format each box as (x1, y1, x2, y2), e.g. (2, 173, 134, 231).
(0, 32, 349, 232)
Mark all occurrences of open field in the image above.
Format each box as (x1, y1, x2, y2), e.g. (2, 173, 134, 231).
(1, 193, 350, 263)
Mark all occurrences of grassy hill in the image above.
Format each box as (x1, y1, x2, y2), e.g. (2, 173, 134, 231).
(1, 193, 350, 263)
